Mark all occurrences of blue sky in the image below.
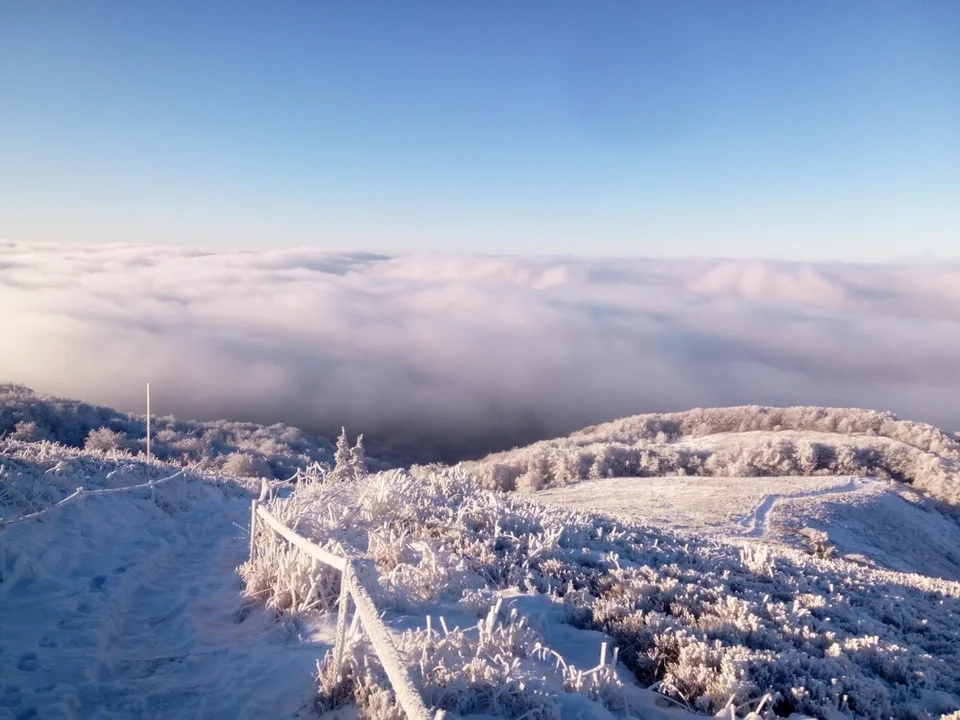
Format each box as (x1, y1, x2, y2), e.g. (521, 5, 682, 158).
(2, 1, 958, 260)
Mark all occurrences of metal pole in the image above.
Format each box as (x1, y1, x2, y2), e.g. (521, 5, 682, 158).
(146, 382, 152, 462)
(0, 521, 6, 583)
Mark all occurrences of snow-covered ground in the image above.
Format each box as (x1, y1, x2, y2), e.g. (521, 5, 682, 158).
(0, 447, 332, 719)
(537, 474, 872, 538)
(536, 473, 960, 582)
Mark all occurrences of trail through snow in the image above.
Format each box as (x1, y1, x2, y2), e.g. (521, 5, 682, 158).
(536, 473, 960, 579)
(0, 480, 330, 720)
(738, 476, 877, 537)
(535, 474, 878, 538)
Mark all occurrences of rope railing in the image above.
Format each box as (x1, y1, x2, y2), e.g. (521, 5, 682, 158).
(0, 468, 187, 582)
(250, 500, 443, 720)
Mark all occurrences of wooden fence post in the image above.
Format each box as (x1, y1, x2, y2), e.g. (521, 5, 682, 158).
(76, 487, 85, 539)
(146, 382, 151, 462)
(249, 500, 259, 561)
(331, 565, 353, 681)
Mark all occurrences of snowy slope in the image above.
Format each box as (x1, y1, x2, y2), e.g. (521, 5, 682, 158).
(502, 419, 960, 583)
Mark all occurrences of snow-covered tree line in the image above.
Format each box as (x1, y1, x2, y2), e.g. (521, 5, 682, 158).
(567, 406, 960, 460)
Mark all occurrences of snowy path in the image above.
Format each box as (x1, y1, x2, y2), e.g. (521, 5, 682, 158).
(535, 474, 886, 540)
(0, 484, 329, 720)
(738, 476, 877, 537)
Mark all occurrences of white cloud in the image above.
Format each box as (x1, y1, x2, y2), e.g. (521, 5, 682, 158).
(2, 241, 959, 460)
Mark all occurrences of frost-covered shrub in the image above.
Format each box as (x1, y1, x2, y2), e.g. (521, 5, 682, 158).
(9, 420, 51, 442)
(476, 462, 520, 492)
(239, 534, 341, 616)
(572, 406, 960, 461)
(220, 451, 273, 479)
(84, 427, 129, 453)
(798, 528, 836, 559)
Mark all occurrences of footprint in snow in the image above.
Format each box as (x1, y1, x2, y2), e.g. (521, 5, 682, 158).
(1, 685, 21, 707)
(89, 575, 107, 592)
(38, 637, 58, 649)
(17, 653, 38, 672)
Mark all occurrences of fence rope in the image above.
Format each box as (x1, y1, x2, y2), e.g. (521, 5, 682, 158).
(4, 468, 185, 526)
(251, 500, 443, 720)
(0, 468, 187, 582)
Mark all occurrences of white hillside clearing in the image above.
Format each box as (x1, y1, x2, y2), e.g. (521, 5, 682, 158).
(536, 473, 960, 581)
(536, 474, 873, 537)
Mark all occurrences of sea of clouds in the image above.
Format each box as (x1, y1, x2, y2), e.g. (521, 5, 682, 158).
(2, 241, 959, 461)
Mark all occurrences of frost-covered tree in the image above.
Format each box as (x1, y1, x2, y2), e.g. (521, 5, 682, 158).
(351, 433, 366, 478)
(517, 449, 551, 492)
(332, 427, 355, 481)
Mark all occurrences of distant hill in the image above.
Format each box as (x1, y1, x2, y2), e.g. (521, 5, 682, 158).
(464, 405, 960, 509)
(0, 383, 349, 479)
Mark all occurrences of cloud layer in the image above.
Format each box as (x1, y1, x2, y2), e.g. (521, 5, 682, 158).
(2, 241, 959, 462)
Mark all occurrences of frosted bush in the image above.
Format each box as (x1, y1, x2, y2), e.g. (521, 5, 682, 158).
(221, 451, 274, 478)
(798, 528, 836, 559)
(238, 534, 341, 615)
(84, 427, 129, 452)
(10, 420, 50, 442)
